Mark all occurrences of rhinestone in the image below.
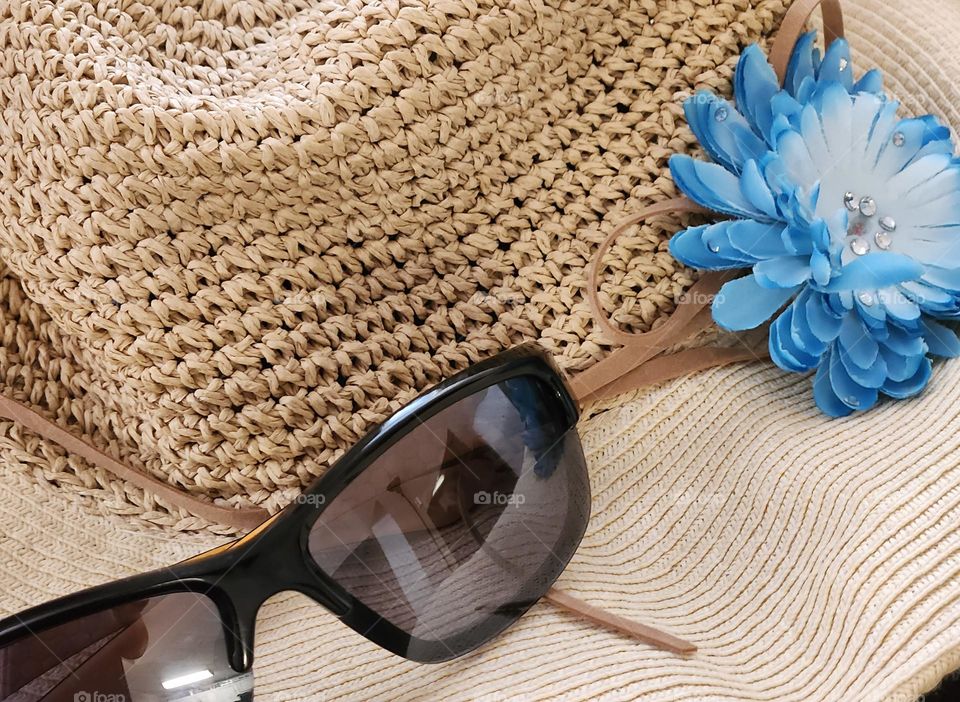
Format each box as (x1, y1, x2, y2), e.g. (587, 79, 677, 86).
(874, 231, 892, 250)
(879, 215, 897, 232)
(850, 221, 865, 237)
(851, 238, 870, 255)
(857, 291, 875, 306)
(843, 191, 859, 211)
(714, 106, 729, 122)
(845, 395, 861, 407)
(858, 196, 877, 217)
(838, 58, 849, 71)
(708, 242, 720, 253)
(893, 131, 906, 147)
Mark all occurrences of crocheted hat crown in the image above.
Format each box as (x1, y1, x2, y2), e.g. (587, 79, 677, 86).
(0, 0, 788, 525)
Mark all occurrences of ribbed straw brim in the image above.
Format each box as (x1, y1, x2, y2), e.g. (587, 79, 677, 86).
(3, 357, 960, 701)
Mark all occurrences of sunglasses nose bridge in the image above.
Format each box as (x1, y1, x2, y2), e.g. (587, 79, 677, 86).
(224, 583, 350, 676)
(224, 510, 353, 614)
(223, 593, 260, 673)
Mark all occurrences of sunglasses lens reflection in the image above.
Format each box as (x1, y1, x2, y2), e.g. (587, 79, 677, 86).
(0, 592, 252, 701)
(308, 374, 590, 660)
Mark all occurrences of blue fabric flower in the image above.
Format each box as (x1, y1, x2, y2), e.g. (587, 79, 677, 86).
(668, 33, 960, 416)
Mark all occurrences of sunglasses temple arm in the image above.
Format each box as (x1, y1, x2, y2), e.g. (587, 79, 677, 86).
(544, 587, 696, 655)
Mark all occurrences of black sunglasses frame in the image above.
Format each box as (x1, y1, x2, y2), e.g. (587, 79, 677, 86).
(0, 344, 583, 676)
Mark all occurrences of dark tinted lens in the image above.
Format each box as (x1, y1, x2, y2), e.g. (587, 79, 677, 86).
(308, 375, 590, 659)
(0, 592, 251, 702)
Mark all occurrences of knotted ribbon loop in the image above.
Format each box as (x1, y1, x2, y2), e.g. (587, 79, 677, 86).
(570, 0, 844, 407)
(569, 199, 766, 405)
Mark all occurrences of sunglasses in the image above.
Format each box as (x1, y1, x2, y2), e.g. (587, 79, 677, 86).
(0, 344, 691, 702)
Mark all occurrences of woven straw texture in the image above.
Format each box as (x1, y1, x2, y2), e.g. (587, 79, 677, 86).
(0, 0, 791, 526)
(2, 0, 960, 699)
(2, 357, 959, 701)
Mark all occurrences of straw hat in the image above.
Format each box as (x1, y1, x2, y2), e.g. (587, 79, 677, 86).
(2, 0, 960, 699)
(0, 0, 793, 525)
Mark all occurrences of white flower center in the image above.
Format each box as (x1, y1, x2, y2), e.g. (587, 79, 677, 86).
(841, 191, 897, 257)
(805, 91, 910, 266)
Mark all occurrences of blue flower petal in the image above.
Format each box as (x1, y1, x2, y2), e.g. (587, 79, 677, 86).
(879, 344, 924, 382)
(669, 155, 774, 220)
(885, 153, 952, 197)
(769, 114, 795, 149)
(837, 314, 879, 368)
(847, 93, 886, 161)
(713, 275, 799, 331)
(896, 235, 960, 269)
(754, 256, 811, 288)
(670, 221, 773, 269)
(773, 131, 819, 189)
(901, 281, 954, 310)
(669, 225, 724, 269)
(857, 296, 889, 330)
(813, 350, 854, 417)
(903, 164, 960, 209)
(818, 38, 853, 90)
(914, 115, 953, 149)
(798, 104, 831, 170)
(790, 290, 828, 356)
(819, 82, 854, 161)
(908, 134, 955, 166)
(727, 220, 791, 259)
(805, 291, 843, 342)
(820, 253, 924, 292)
(684, 93, 766, 174)
(874, 117, 945, 178)
(882, 325, 927, 356)
(770, 306, 820, 371)
(810, 248, 832, 286)
(770, 91, 803, 122)
(795, 74, 817, 105)
(830, 343, 879, 411)
(880, 289, 921, 324)
(734, 44, 780, 142)
(921, 319, 960, 357)
(853, 68, 883, 95)
(881, 356, 932, 399)
(838, 342, 887, 388)
(739, 159, 779, 218)
(863, 99, 901, 166)
(921, 265, 960, 292)
(785, 32, 818, 97)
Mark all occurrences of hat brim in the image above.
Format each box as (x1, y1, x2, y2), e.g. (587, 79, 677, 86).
(3, 358, 959, 700)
